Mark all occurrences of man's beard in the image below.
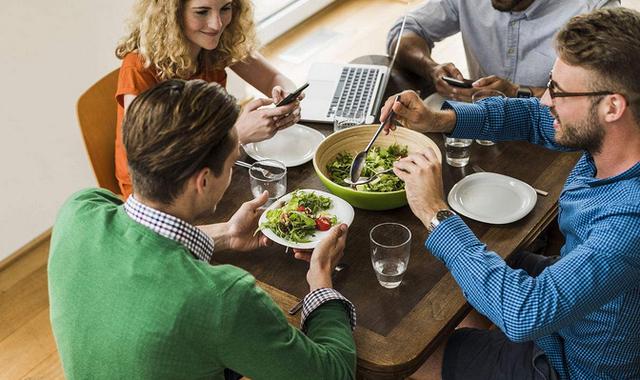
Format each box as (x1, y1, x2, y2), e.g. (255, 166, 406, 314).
(552, 101, 605, 155)
(491, 0, 528, 12)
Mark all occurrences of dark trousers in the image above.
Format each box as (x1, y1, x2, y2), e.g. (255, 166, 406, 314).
(442, 251, 560, 380)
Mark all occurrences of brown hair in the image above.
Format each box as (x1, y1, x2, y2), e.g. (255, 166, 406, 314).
(556, 7, 640, 123)
(123, 79, 239, 204)
(115, 0, 257, 80)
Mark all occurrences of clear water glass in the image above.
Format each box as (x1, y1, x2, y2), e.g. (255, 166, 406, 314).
(249, 159, 287, 206)
(444, 137, 472, 167)
(472, 89, 506, 146)
(333, 109, 366, 133)
(370, 223, 412, 289)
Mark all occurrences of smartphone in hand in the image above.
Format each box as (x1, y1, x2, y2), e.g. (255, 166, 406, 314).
(275, 83, 309, 107)
(442, 76, 474, 89)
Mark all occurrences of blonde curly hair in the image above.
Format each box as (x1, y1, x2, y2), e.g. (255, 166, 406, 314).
(116, 0, 256, 80)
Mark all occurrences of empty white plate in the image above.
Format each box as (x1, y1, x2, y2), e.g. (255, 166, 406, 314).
(243, 124, 325, 167)
(258, 189, 355, 249)
(448, 172, 537, 224)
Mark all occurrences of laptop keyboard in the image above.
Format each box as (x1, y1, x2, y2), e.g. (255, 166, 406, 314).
(327, 66, 381, 118)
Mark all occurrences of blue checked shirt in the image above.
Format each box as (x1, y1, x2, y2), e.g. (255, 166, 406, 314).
(425, 98, 640, 379)
(124, 195, 356, 331)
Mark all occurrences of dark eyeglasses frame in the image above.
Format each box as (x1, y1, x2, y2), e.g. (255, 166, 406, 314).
(547, 73, 614, 99)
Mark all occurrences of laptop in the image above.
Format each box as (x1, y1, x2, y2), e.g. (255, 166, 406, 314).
(300, 16, 407, 124)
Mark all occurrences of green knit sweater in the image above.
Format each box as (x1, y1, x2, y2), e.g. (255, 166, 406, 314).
(48, 189, 356, 379)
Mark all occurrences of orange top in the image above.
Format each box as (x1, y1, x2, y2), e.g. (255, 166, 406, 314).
(115, 52, 228, 198)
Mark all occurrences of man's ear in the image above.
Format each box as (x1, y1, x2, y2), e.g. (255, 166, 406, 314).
(193, 167, 212, 194)
(603, 93, 627, 123)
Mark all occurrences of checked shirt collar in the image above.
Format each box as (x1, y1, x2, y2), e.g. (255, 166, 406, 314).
(124, 195, 214, 262)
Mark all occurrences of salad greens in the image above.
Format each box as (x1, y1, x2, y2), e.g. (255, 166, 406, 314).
(326, 144, 408, 192)
(259, 190, 338, 243)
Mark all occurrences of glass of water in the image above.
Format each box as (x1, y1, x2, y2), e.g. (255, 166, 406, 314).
(333, 109, 366, 133)
(249, 159, 287, 206)
(472, 89, 505, 146)
(370, 223, 411, 289)
(444, 137, 472, 167)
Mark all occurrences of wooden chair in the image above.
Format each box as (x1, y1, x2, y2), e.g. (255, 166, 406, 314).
(76, 69, 121, 195)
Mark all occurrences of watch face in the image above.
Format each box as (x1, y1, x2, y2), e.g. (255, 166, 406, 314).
(437, 209, 455, 221)
(517, 87, 532, 98)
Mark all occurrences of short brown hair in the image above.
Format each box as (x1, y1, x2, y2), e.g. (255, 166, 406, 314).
(123, 79, 239, 204)
(556, 7, 640, 123)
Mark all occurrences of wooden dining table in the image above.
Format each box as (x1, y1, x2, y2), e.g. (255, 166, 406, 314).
(212, 56, 581, 379)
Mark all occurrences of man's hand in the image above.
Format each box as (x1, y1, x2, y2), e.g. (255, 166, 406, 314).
(380, 90, 457, 134)
(224, 191, 272, 251)
(393, 150, 449, 227)
(200, 191, 272, 253)
(380, 90, 432, 134)
(235, 97, 300, 144)
(431, 63, 476, 102)
(472, 75, 519, 98)
(292, 224, 348, 291)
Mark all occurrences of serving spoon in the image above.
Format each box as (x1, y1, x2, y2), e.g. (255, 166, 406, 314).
(343, 167, 395, 186)
(348, 95, 400, 185)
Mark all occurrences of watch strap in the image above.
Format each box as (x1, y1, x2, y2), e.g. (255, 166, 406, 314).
(426, 209, 456, 238)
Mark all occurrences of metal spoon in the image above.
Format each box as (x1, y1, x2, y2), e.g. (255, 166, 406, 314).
(288, 263, 348, 315)
(343, 167, 395, 186)
(348, 95, 400, 184)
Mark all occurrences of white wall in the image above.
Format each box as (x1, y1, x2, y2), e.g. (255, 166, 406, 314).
(0, 1, 136, 259)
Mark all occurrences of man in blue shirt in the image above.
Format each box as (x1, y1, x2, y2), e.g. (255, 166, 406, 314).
(388, 0, 618, 101)
(381, 8, 640, 380)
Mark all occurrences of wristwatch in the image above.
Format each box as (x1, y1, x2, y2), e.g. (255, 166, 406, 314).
(516, 86, 533, 98)
(425, 209, 456, 238)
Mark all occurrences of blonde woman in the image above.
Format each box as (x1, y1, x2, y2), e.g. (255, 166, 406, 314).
(114, 0, 302, 197)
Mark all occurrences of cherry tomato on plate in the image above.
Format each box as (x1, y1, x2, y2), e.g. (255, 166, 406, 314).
(315, 217, 331, 231)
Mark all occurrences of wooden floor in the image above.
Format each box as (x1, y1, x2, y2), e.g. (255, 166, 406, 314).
(4, 0, 640, 379)
(0, 232, 64, 379)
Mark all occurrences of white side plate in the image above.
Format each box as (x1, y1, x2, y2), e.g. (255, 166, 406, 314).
(448, 172, 537, 224)
(243, 124, 325, 167)
(258, 189, 355, 249)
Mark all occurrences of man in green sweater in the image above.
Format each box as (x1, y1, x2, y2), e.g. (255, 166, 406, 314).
(49, 79, 357, 379)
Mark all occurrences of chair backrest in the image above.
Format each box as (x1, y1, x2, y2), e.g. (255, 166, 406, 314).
(76, 69, 120, 195)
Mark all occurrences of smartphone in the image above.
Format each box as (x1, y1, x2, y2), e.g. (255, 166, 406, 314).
(275, 83, 309, 107)
(442, 76, 474, 88)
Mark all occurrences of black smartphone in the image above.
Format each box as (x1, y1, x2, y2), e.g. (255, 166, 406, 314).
(275, 83, 309, 107)
(442, 76, 474, 88)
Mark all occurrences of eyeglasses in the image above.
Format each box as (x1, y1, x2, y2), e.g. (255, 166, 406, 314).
(547, 72, 614, 99)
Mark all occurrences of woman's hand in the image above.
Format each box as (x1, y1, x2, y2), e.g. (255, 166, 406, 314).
(271, 85, 303, 130)
(235, 97, 300, 144)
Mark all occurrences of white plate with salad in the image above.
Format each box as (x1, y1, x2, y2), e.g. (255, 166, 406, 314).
(257, 189, 355, 249)
(243, 124, 325, 167)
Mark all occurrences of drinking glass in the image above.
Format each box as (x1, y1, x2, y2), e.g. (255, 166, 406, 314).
(444, 137, 472, 167)
(370, 223, 411, 289)
(333, 109, 366, 133)
(472, 89, 506, 146)
(249, 159, 287, 206)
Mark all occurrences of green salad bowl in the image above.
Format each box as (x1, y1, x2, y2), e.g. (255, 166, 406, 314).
(313, 125, 441, 210)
